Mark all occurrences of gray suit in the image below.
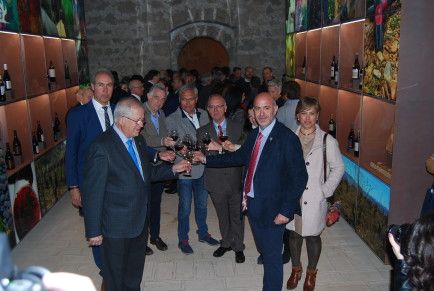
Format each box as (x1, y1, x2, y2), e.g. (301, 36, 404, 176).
(82, 127, 175, 290)
(197, 119, 246, 251)
(141, 103, 170, 241)
(166, 108, 210, 179)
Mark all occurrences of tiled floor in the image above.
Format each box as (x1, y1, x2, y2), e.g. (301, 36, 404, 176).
(12, 192, 392, 290)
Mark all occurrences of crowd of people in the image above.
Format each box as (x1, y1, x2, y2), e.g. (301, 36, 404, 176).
(65, 65, 432, 291)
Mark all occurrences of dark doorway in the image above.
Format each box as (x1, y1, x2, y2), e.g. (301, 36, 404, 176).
(178, 37, 229, 74)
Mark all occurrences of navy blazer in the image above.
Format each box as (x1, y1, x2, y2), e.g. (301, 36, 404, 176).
(206, 121, 308, 225)
(82, 128, 175, 238)
(65, 101, 156, 187)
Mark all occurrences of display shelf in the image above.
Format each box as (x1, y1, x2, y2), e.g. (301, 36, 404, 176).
(295, 32, 306, 79)
(336, 90, 361, 161)
(21, 34, 48, 96)
(28, 94, 53, 149)
(320, 25, 340, 87)
(318, 85, 338, 134)
(44, 37, 66, 91)
(359, 95, 395, 185)
(61, 39, 79, 86)
(49, 90, 68, 141)
(0, 32, 26, 101)
(1, 100, 33, 171)
(306, 29, 321, 82)
(65, 86, 80, 109)
(339, 20, 364, 91)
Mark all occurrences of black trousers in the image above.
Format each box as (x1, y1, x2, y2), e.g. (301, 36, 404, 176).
(149, 181, 165, 240)
(102, 226, 148, 291)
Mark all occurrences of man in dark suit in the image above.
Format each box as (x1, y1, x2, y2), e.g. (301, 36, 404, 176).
(197, 94, 246, 263)
(65, 69, 116, 275)
(82, 97, 190, 291)
(194, 92, 308, 291)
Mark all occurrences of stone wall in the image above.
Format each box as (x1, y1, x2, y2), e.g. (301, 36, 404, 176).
(84, 0, 285, 78)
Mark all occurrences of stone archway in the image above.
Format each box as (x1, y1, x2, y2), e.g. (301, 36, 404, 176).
(169, 21, 236, 71)
(178, 37, 229, 74)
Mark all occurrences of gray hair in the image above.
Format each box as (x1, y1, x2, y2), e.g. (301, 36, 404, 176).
(114, 96, 143, 123)
(92, 69, 114, 84)
(148, 83, 167, 97)
(178, 84, 198, 97)
(267, 79, 282, 89)
(200, 73, 212, 85)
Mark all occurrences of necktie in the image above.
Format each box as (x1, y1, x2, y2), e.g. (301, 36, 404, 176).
(218, 124, 223, 137)
(242, 132, 263, 211)
(102, 106, 111, 131)
(126, 139, 141, 171)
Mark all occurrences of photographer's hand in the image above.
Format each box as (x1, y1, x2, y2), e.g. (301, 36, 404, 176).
(388, 233, 404, 260)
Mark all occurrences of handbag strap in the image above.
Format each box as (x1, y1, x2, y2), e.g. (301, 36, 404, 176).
(323, 133, 328, 183)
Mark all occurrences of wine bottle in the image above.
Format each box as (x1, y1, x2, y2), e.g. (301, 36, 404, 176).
(334, 60, 339, 86)
(53, 112, 61, 141)
(5, 143, 15, 170)
(48, 61, 56, 82)
(359, 63, 364, 91)
(32, 132, 40, 154)
(3, 64, 12, 91)
(0, 75, 5, 102)
(347, 125, 355, 151)
(352, 54, 360, 80)
(12, 130, 22, 164)
(36, 121, 45, 149)
(354, 130, 360, 157)
(330, 56, 336, 81)
(301, 56, 306, 77)
(64, 61, 70, 86)
(328, 114, 336, 138)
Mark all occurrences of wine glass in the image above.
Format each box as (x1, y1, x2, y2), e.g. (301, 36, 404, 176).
(202, 132, 211, 152)
(169, 129, 179, 142)
(218, 134, 229, 153)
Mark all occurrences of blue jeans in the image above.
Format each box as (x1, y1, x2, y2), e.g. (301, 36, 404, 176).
(177, 176, 209, 241)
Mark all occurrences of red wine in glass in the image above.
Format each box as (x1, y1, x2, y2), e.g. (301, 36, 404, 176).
(219, 135, 229, 143)
(170, 133, 178, 141)
(174, 143, 184, 152)
(202, 137, 211, 145)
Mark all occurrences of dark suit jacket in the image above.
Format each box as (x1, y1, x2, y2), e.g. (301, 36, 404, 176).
(65, 101, 114, 187)
(141, 104, 169, 151)
(197, 119, 245, 194)
(206, 121, 308, 225)
(82, 128, 175, 239)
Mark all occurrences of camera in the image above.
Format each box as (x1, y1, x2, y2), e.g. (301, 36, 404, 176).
(388, 223, 413, 255)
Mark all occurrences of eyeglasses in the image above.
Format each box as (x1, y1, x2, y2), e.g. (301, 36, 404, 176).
(123, 115, 145, 125)
(207, 104, 225, 110)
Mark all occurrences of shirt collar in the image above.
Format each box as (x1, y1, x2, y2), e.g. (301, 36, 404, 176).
(113, 124, 129, 144)
(213, 118, 227, 129)
(182, 109, 196, 118)
(259, 118, 276, 137)
(92, 98, 110, 110)
(145, 102, 160, 117)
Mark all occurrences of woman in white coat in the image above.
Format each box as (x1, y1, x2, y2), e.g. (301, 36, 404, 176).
(286, 97, 344, 291)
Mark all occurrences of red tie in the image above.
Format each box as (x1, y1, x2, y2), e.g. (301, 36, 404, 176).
(242, 132, 263, 211)
(218, 124, 223, 137)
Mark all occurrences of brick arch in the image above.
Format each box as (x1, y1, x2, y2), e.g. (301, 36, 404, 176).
(169, 21, 236, 70)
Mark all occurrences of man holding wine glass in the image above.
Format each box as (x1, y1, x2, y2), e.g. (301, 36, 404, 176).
(194, 93, 308, 291)
(197, 94, 246, 263)
(140, 83, 177, 255)
(166, 84, 219, 254)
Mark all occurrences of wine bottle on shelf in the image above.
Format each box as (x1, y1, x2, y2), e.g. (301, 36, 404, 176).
(0, 75, 5, 102)
(359, 62, 364, 91)
(354, 130, 360, 157)
(12, 130, 22, 164)
(330, 56, 336, 82)
(347, 125, 355, 152)
(352, 54, 360, 80)
(53, 112, 61, 142)
(48, 61, 56, 91)
(64, 61, 71, 86)
(328, 114, 336, 138)
(334, 60, 339, 86)
(36, 121, 45, 150)
(32, 132, 40, 154)
(301, 56, 306, 77)
(5, 143, 15, 170)
(3, 64, 12, 91)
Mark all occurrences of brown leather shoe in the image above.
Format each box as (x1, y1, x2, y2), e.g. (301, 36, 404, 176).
(303, 268, 317, 291)
(286, 266, 302, 290)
